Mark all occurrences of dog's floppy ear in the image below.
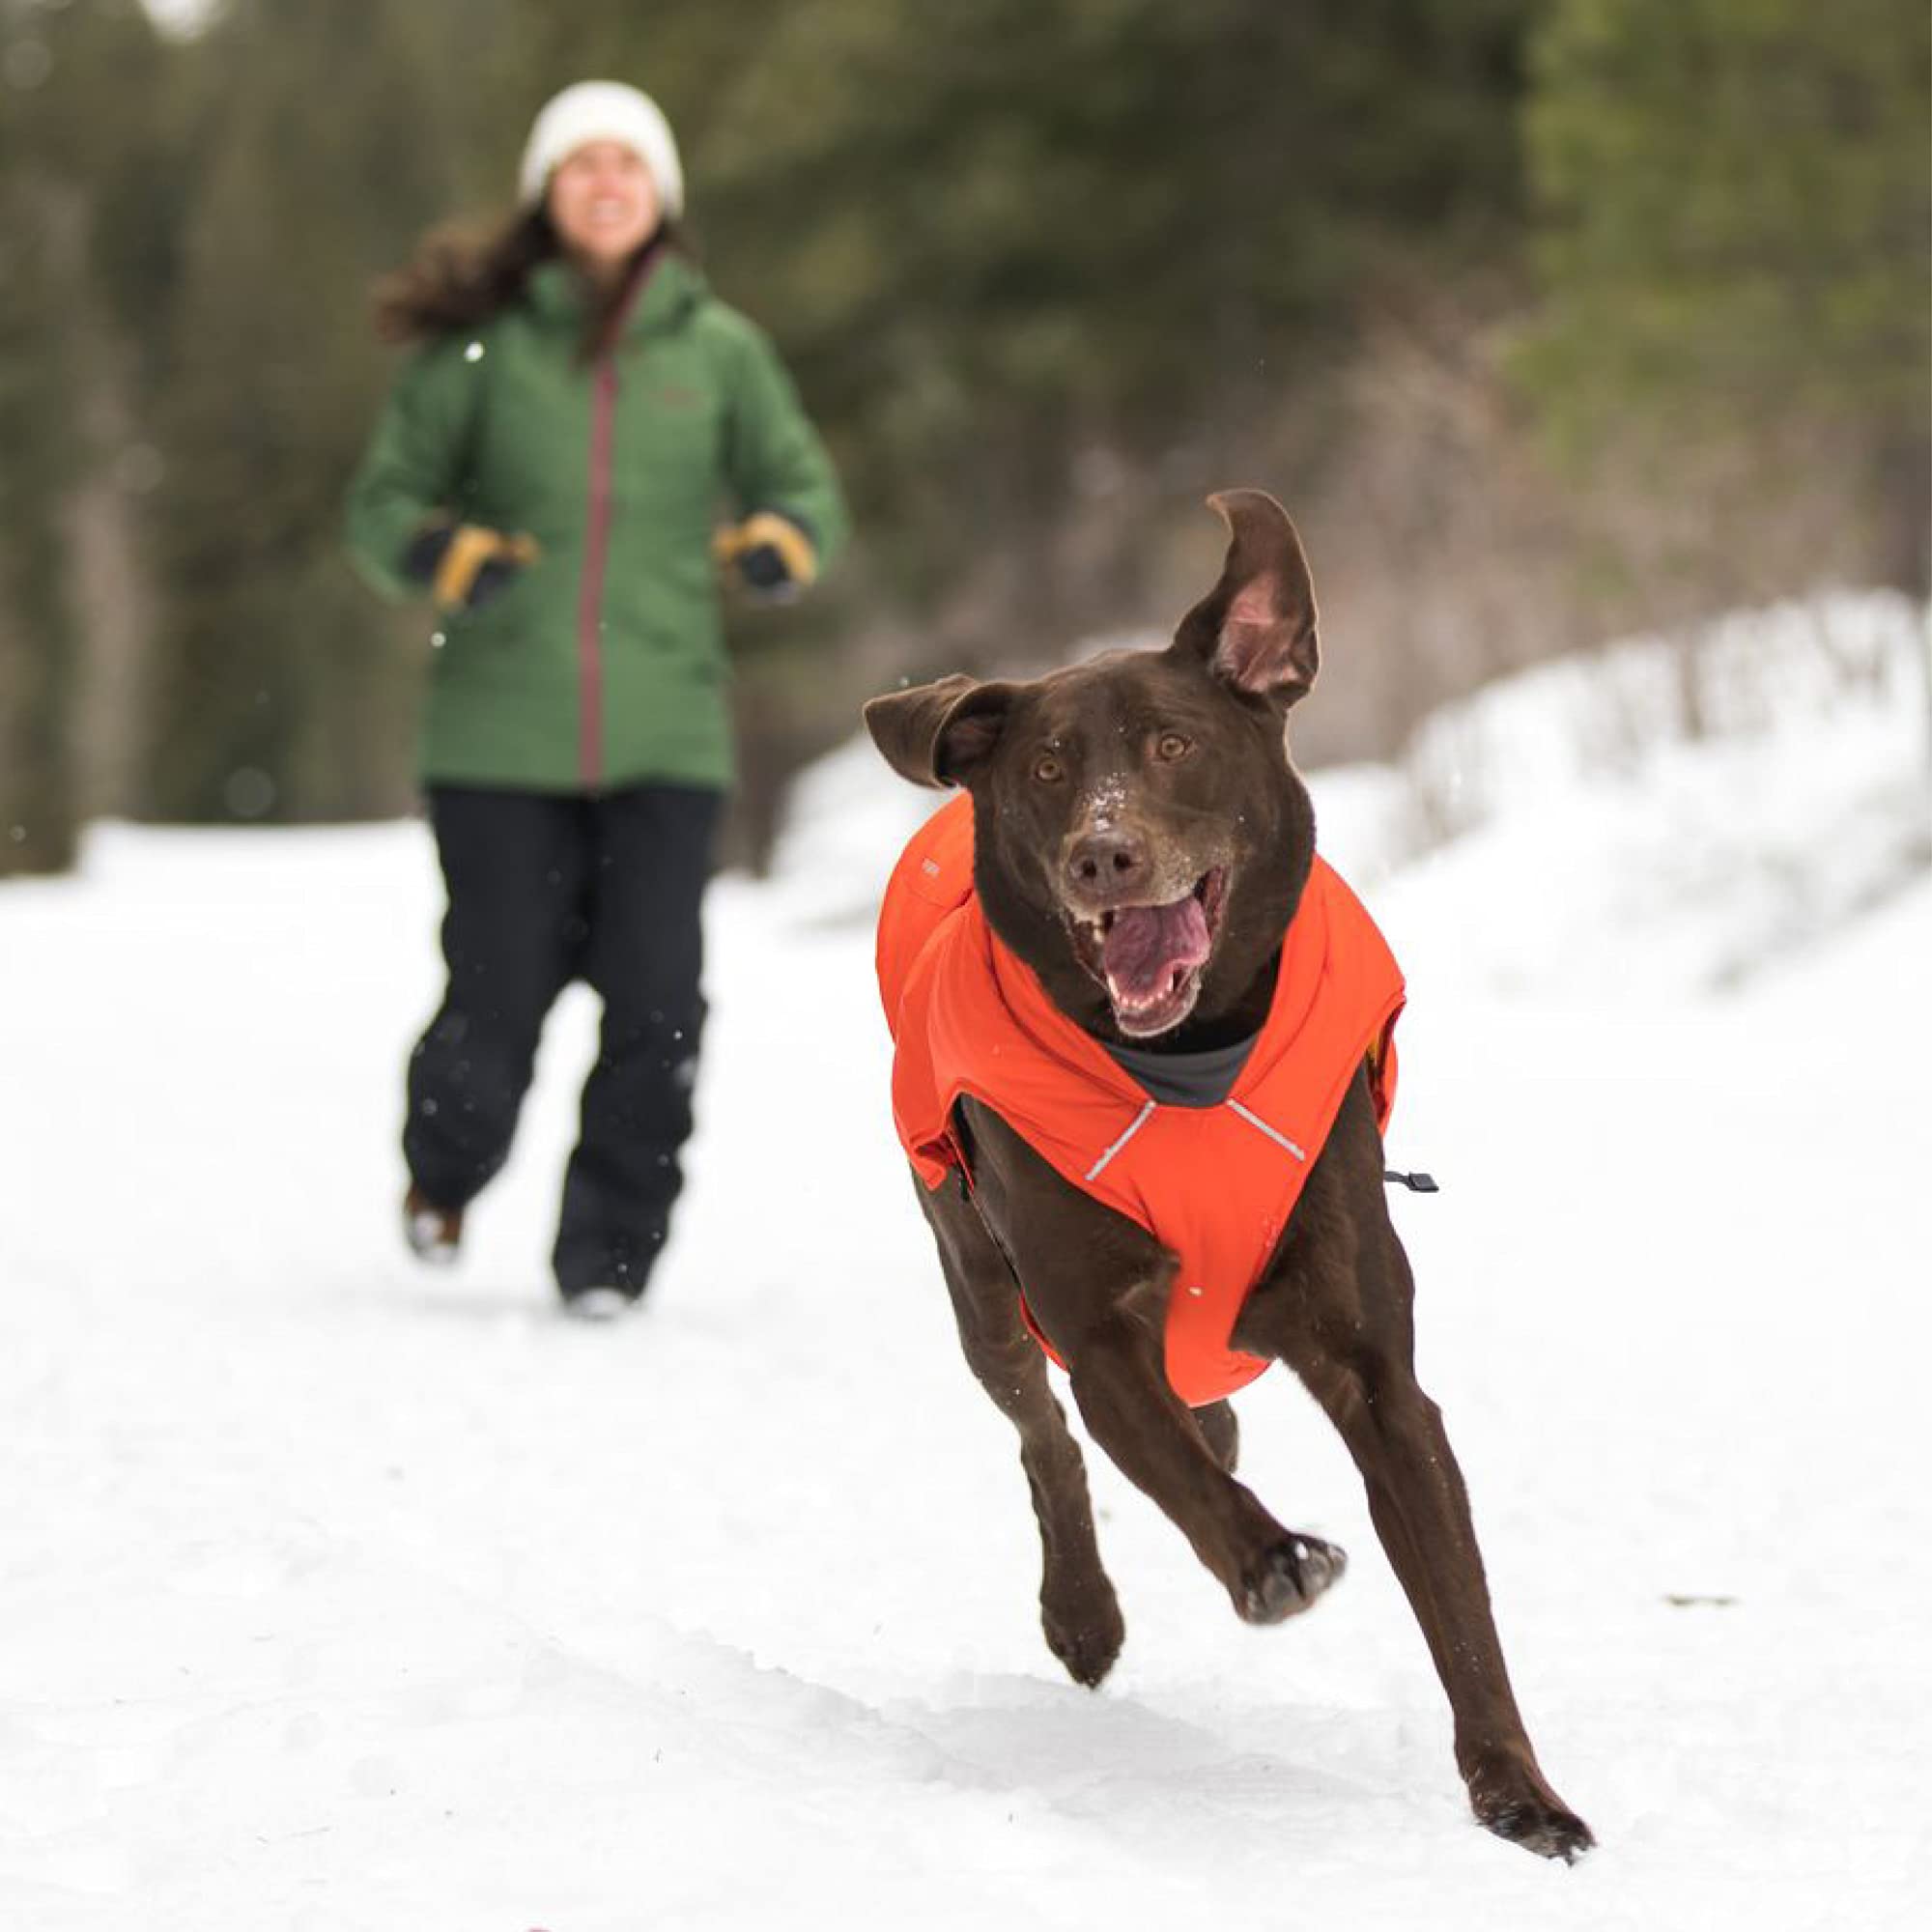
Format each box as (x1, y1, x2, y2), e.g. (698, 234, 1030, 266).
(864, 674, 1018, 788)
(1171, 489, 1319, 705)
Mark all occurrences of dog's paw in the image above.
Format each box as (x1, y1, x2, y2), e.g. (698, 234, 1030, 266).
(1041, 1582, 1126, 1688)
(1477, 1795, 1595, 1863)
(1236, 1534, 1346, 1624)
(1467, 1752, 1595, 1861)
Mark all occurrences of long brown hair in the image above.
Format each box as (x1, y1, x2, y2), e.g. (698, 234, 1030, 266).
(373, 205, 695, 359)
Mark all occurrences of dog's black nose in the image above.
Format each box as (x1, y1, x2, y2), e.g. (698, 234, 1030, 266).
(1065, 828, 1151, 899)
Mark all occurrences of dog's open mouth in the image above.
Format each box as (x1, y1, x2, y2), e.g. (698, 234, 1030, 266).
(1070, 868, 1227, 1038)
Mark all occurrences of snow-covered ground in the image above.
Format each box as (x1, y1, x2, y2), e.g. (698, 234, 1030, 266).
(3, 597, 1928, 1929)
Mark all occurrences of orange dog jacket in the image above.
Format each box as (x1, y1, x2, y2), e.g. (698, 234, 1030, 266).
(878, 794, 1406, 1406)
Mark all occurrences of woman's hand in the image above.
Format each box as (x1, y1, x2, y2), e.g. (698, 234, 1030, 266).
(713, 511, 817, 602)
(402, 521, 541, 611)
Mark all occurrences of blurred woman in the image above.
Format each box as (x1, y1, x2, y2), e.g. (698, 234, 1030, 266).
(346, 80, 846, 1317)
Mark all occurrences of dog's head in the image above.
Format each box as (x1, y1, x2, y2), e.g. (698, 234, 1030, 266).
(866, 489, 1321, 1044)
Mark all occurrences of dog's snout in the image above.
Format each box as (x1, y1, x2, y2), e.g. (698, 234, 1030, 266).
(1065, 827, 1151, 900)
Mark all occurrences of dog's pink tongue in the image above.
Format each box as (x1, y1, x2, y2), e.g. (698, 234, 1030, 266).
(1101, 896, 1210, 1003)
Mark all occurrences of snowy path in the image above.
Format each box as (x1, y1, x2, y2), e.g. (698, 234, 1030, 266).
(3, 747, 1929, 1926)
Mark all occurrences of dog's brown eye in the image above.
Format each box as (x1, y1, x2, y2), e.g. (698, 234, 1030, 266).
(1033, 753, 1065, 784)
(1156, 732, 1192, 762)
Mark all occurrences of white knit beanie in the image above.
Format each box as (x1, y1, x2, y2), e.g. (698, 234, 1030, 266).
(518, 81, 685, 217)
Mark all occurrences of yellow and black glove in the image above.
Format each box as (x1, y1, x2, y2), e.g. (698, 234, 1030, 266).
(712, 511, 818, 601)
(402, 521, 540, 611)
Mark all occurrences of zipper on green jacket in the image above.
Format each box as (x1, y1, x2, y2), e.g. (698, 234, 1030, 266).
(576, 252, 668, 788)
(578, 354, 618, 787)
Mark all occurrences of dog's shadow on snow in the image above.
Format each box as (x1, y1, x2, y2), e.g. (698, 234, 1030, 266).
(563, 1615, 1414, 1853)
(876, 1670, 1398, 1837)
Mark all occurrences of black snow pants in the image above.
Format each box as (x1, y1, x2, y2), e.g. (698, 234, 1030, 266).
(403, 781, 723, 1295)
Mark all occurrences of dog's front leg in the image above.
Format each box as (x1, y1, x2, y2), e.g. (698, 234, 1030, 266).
(917, 1169, 1125, 1687)
(963, 1101, 1344, 1626)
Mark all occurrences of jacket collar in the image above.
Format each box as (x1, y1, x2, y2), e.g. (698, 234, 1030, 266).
(525, 247, 706, 339)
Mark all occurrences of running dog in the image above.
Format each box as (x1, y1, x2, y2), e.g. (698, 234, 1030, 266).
(865, 490, 1591, 1861)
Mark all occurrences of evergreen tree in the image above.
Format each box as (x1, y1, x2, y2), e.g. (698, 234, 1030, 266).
(0, 0, 175, 874)
(654, 0, 1542, 609)
(140, 0, 506, 823)
(1521, 0, 1931, 597)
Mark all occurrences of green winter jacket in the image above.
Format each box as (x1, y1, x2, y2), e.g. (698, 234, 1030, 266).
(345, 250, 847, 793)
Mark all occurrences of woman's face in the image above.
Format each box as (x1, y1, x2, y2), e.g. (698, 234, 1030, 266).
(547, 140, 661, 270)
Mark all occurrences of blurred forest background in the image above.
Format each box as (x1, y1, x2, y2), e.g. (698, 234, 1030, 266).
(1, 0, 1926, 875)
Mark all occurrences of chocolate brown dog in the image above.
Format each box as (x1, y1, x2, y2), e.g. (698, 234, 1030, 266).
(865, 490, 1591, 1861)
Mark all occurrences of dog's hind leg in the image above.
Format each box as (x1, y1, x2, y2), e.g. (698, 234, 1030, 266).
(1237, 1074, 1594, 1861)
(1289, 1333, 1591, 1859)
(918, 1173, 1125, 1688)
(1293, 1343, 1590, 1858)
